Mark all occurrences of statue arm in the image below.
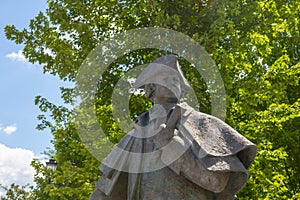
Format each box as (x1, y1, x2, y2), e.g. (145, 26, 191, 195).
(158, 132, 230, 193)
(154, 105, 230, 193)
(180, 149, 230, 193)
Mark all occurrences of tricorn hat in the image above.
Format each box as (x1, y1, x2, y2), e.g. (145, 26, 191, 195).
(134, 55, 190, 99)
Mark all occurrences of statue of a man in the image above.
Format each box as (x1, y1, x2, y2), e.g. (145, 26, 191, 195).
(90, 55, 257, 200)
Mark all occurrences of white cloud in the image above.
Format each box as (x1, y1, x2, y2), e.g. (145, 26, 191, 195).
(5, 50, 27, 63)
(0, 144, 36, 196)
(44, 48, 56, 58)
(0, 124, 17, 135)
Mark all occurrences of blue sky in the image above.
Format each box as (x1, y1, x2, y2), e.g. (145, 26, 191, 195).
(0, 0, 70, 190)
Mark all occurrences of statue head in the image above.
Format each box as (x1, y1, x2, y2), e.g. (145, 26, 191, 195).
(134, 55, 190, 103)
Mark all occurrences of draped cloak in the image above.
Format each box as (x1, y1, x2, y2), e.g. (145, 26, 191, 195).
(93, 103, 257, 200)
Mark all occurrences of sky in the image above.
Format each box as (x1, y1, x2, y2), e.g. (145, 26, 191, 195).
(0, 0, 70, 193)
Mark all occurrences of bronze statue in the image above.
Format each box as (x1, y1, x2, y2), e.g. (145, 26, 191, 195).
(90, 55, 257, 200)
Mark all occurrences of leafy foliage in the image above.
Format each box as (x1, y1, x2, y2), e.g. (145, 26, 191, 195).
(0, 184, 34, 200)
(3, 0, 300, 199)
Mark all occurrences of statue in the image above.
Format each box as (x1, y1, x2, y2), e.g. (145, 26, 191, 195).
(90, 55, 257, 200)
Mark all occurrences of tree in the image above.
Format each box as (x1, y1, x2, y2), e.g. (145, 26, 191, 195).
(0, 184, 34, 200)
(4, 0, 300, 199)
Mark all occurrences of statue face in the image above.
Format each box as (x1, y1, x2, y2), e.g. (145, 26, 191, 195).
(144, 83, 178, 103)
(144, 83, 156, 99)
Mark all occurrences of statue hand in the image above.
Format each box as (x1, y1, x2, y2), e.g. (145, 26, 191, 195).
(154, 124, 178, 149)
(154, 105, 182, 149)
(166, 105, 181, 129)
